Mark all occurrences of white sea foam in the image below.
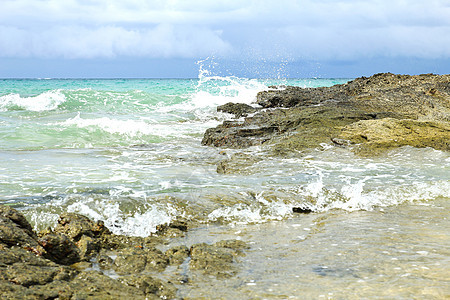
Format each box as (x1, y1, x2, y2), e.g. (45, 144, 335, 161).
(0, 90, 66, 111)
(156, 75, 266, 122)
(294, 175, 450, 212)
(66, 200, 177, 237)
(59, 113, 197, 138)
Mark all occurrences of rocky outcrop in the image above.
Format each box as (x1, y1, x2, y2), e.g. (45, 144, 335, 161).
(202, 73, 450, 156)
(217, 102, 259, 118)
(0, 206, 249, 299)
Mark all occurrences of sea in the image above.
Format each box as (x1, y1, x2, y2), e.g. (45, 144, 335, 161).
(1, 72, 449, 298)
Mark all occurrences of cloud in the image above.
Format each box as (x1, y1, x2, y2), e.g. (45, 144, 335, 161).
(0, 25, 232, 59)
(1, 0, 449, 61)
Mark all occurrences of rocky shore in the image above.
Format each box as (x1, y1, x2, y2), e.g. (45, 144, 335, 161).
(203, 73, 450, 157)
(0, 206, 248, 299)
(1, 73, 449, 299)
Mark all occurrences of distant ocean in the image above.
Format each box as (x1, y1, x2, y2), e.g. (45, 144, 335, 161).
(1, 72, 449, 298)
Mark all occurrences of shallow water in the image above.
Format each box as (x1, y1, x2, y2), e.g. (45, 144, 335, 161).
(166, 199, 449, 299)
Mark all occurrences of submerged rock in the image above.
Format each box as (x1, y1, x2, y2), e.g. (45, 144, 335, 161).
(165, 245, 190, 265)
(202, 73, 450, 156)
(189, 239, 249, 278)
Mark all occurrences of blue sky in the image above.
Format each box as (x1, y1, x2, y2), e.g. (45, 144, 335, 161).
(1, 0, 449, 78)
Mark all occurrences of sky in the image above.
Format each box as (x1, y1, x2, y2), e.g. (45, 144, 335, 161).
(1, 0, 449, 78)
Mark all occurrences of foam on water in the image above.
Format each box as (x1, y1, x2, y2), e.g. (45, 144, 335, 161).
(0, 90, 67, 111)
(66, 201, 176, 237)
(190, 75, 265, 108)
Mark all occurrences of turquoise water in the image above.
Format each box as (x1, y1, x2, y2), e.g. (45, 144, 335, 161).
(0, 76, 449, 237)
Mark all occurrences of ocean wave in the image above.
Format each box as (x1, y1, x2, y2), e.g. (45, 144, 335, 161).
(58, 113, 210, 139)
(0, 90, 67, 111)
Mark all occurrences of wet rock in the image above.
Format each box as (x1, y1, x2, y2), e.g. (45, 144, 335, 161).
(216, 152, 263, 174)
(214, 239, 250, 254)
(0, 206, 43, 255)
(217, 102, 259, 118)
(0, 206, 180, 299)
(76, 234, 101, 259)
(5, 263, 75, 287)
(203, 73, 450, 155)
(113, 247, 148, 274)
(0, 246, 54, 268)
(67, 270, 148, 299)
(155, 218, 189, 237)
(121, 274, 178, 299)
(256, 85, 340, 108)
(39, 233, 81, 265)
(54, 212, 110, 241)
(0, 206, 35, 238)
(97, 250, 115, 270)
(189, 240, 248, 278)
(165, 245, 190, 265)
(293, 207, 314, 214)
(113, 247, 168, 275)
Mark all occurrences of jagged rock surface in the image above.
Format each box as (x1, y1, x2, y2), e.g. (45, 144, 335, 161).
(202, 73, 450, 155)
(0, 206, 248, 299)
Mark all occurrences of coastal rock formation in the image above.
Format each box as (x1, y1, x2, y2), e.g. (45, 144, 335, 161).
(202, 73, 450, 155)
(0, 206, 248, 299)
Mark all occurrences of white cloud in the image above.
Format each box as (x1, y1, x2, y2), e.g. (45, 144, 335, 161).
(0, 0, 449, 61)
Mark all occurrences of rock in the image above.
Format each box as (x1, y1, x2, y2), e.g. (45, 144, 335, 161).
(216, 152, 263, 174)
(165, 245, 190, 265)
(0, 206, 46, 256)
(256, 85, 340, 108)
(217, 102, 258, 118)
(39, 233, 81, 265)
(54, 213, 110, 241)
(4, 263, 75, 287)
(76, 234, 100, 259)
(0, 206, 179, 299)
(0, 206, 35, 238)
(113, 247, 168, 275)
(337, 118, 450, 155)
(121, 274, 178, 299)
(155, 218, 189, 237)
(214, 239, 250, 254)
(67, 270, 148, 299)
(97, 250, 115, 270)
(293, 207, 314, 214)
(189, 240, 248, 278)
(202, 73, 450, 156)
